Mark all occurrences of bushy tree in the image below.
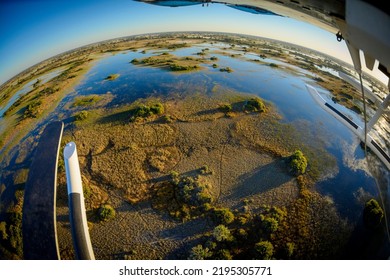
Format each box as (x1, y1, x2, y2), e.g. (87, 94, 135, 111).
(289, 150, 308, 175)
(261, 216, 279, 233)
(130, 103, 164, 121)
(213, 225, 233, 242)
(74, 110, 88, 121)
(244, 98, 265, 113)
(213, 208, 235, 225)
(255, 241, 274, 260)
(188, 244, 212, 260)
(178, 177, 212, 207)
(98, 204, 116, 221)
(219, 104, 232, 113)
(150, 103, 164, 115)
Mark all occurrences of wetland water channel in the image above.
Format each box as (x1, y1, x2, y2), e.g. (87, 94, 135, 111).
(51, 43, 388, 224)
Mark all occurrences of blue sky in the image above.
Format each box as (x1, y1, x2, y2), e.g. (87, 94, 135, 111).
(0, 0, 374, 86)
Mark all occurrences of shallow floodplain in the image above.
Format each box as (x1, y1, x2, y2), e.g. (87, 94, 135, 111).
(0, 33, 388, 260)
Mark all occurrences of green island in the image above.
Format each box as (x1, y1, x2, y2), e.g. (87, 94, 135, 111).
(131, 53, 204, 72)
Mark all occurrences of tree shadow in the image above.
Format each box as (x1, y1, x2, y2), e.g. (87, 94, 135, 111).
(342, 212, 390, 259)
(97, 110, 130, 125)
(158, 217, 213, 259)
(190, 108, 221, 117)
(226, 159, 292, 200)
(0, 182, 24, 214)
(148, 168, 204, 184)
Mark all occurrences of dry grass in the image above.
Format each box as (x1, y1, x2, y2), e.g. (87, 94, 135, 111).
(53, 88, 341, 259)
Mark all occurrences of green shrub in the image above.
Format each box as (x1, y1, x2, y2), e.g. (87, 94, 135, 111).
(150, 103, 164, 115)
(74, 111, 88, 121)
(188, 244, 212, 260)
(213, 225, 233, 242)
(244, 98, 265, 113)
(289, 150, 308, 175)
(261, 216, 279, 233)
(219, 104, 232, 113)
(133, 105, 153, 119)
(98, 204, 116, 221)
(255, 241, 274, 260)
(200, 165, 213, 175)
(83, 184, 92, 200)
(177, 177, 212, 207)
(238, 216, 248, 225)
(170, 170, 180, 183)
(130, 58, 139, 64)
(162, 114, 174, 123)
(210, 56, 218, 61)
(219, 67, 233, 73)
(197, 192, 213, 205)
(363, 198, 384, 229)
(213, 208, 235, 225)
(202, 203, 212, 211)
(237, 228, 247, 237)
(130, 103, 164, 121)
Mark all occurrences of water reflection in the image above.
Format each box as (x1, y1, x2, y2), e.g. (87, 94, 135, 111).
(54, 43, 386, 224)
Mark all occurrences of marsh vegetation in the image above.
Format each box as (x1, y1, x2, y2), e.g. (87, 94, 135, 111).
(0, 32, 387, 260)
